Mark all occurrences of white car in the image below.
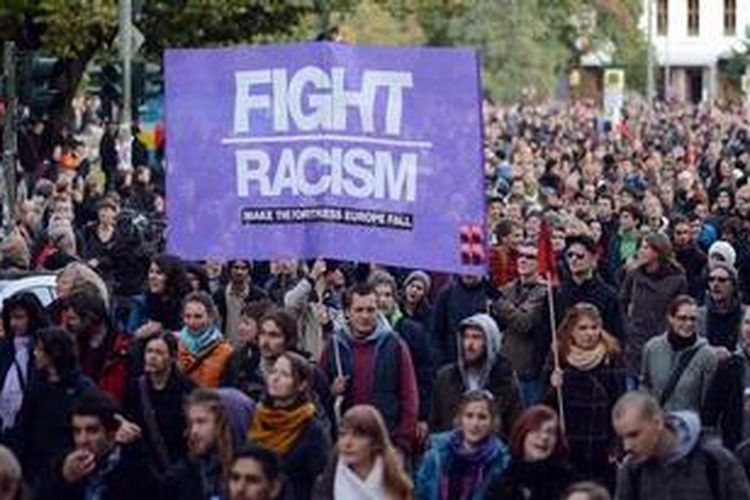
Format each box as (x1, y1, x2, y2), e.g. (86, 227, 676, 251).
(0, 273, 58, 308)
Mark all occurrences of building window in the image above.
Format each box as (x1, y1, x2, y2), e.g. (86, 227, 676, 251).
(725, 0, 736, 36)
(687, 0, 700, 36)
(657, 0, 668, 35)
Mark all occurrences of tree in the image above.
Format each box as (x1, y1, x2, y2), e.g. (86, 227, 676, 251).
(0, 0, 317, 129)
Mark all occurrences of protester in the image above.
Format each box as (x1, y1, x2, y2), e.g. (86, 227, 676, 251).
(417, 390, 510, 500)
(17, 327, 93, 493)
(284, 259, 345, 359)
(432, 274, 496, 366)
(214, 260, 268, 344)
(400, 270, 433, 331)
(484, 404, 579, 499)
(547, 302, 625, 488)
(228, 445, 283, 500)
(62, 291, 131, 402)
(313, 405, 413, 500)
(164, 388, 234, 500)
(612, 391, 750, 499)
(430, 313, 522, 437)
(221, 301, 274, 399)
(671, 216, 707, 301)
(247, 351, 329, 500)
(640, 295, 717, 415)
(620, 233, 687, 380)
(129, 254, 191, 336)
(319, 283, 418, 457)
(369, 270, 433, 445)
(493, 240, 548, 406)
(556, 235, 623, 341)
(54, 388, 153, 500)
(122, 331, 194, 478)
(0, 293, 48, 442)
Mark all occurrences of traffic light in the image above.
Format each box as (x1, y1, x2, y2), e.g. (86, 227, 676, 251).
(133, 61, 162, 106)
(101, 62, 123, 103)
(19, 53, 64, 116)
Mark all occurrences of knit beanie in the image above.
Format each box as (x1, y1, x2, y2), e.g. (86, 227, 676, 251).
(708, 241, 737, 269)
(404, 270, 431, 295)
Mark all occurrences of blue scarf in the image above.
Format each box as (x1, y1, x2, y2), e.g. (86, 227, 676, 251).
(179, 325, 223, 356)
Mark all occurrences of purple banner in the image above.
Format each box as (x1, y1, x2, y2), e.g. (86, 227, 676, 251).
(165, 43, 486, 274)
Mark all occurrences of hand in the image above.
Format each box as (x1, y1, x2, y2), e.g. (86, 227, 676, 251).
(312, 303, 330, 325)
(331, 376, 347, 396)
(713, 346, 732, 361)
(62, 449, 96, 483)
(550, 368, 564, 389)
(135, 320, 163, 339)
(114, 414, 141, 444)
(416, 421, 429, 445)
(88, 258, 99, 269)
(310, 259, 327, 281)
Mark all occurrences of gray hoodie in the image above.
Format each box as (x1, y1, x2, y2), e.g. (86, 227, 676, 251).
(457, 313, 504, 390)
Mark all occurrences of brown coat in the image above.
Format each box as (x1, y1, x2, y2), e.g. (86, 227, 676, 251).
(177, 340, 233, 388)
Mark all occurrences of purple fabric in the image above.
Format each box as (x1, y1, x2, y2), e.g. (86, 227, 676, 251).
(165, 43, 485, 274)
(216, 387, 255, 447)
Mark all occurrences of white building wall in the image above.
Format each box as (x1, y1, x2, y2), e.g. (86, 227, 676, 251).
(641, 0, 750, 100)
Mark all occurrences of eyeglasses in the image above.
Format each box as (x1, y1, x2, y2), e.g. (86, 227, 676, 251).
(708, 275, 729, 284)
(710, 253, 727, 262)
(566, 251, 587, 261)
(674, 315, 698, 322)
(518, 252, 538, 260)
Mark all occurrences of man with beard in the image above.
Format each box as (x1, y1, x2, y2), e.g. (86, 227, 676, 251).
(55, 389, 154, 500)
(430, 313, 522, 438)
(164, 389, 235, 500)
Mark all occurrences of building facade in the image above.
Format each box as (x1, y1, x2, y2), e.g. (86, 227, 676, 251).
(642, 0, 750, 103)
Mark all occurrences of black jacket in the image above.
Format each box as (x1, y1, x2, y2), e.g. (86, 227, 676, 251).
(277, 418, 330, 500)
(675, 245, 708, 301)
(557, 274, 623, 340)
(17, 373, 94, 493)
(52, 443, 157, 500)
(393, 316, 432, 421)
(162, 455, 225, 500)
(484, 457, 580, 500)
(122, 370, 195, 476)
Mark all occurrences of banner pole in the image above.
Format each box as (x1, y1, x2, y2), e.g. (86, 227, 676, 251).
(546, 272, 566, 433)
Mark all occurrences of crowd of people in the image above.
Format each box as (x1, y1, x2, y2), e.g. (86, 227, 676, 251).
(0, 94, 749, 499)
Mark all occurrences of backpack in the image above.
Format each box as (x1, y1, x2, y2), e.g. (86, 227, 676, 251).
(627, 437, 720, 500)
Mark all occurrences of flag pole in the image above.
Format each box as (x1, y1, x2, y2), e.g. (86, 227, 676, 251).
(546, 272, 566, 433)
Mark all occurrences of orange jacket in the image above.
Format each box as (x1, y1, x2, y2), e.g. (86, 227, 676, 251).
(177, 340, 233, 388)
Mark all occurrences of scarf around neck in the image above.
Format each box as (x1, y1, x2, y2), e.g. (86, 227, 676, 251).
(566, 342, 607, 371)
(334, 455, 386, 500)
(178, 325, 223, 356)
(442, 431, 500, 500)
(248, 401, 316, 455)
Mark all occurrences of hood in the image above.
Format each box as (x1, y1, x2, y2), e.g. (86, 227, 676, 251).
(342, 311, 393, 343)
(457, 313, 503, 389)
(2, 291, 49, 339)
(663, 411, 701, 464)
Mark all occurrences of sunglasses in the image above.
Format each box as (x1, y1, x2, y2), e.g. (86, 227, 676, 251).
(518, 252, 538, 260)
(566, 251, 586, 260)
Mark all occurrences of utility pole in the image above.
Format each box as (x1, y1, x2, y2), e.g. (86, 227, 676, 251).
(646, 0, 654, 104)
(2, 41, 17, 233)
(119, 0, 133, 170)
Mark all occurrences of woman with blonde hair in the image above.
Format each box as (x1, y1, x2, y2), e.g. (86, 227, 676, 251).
(314, 405, 412, 500)
(546, 302, 626, 490)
